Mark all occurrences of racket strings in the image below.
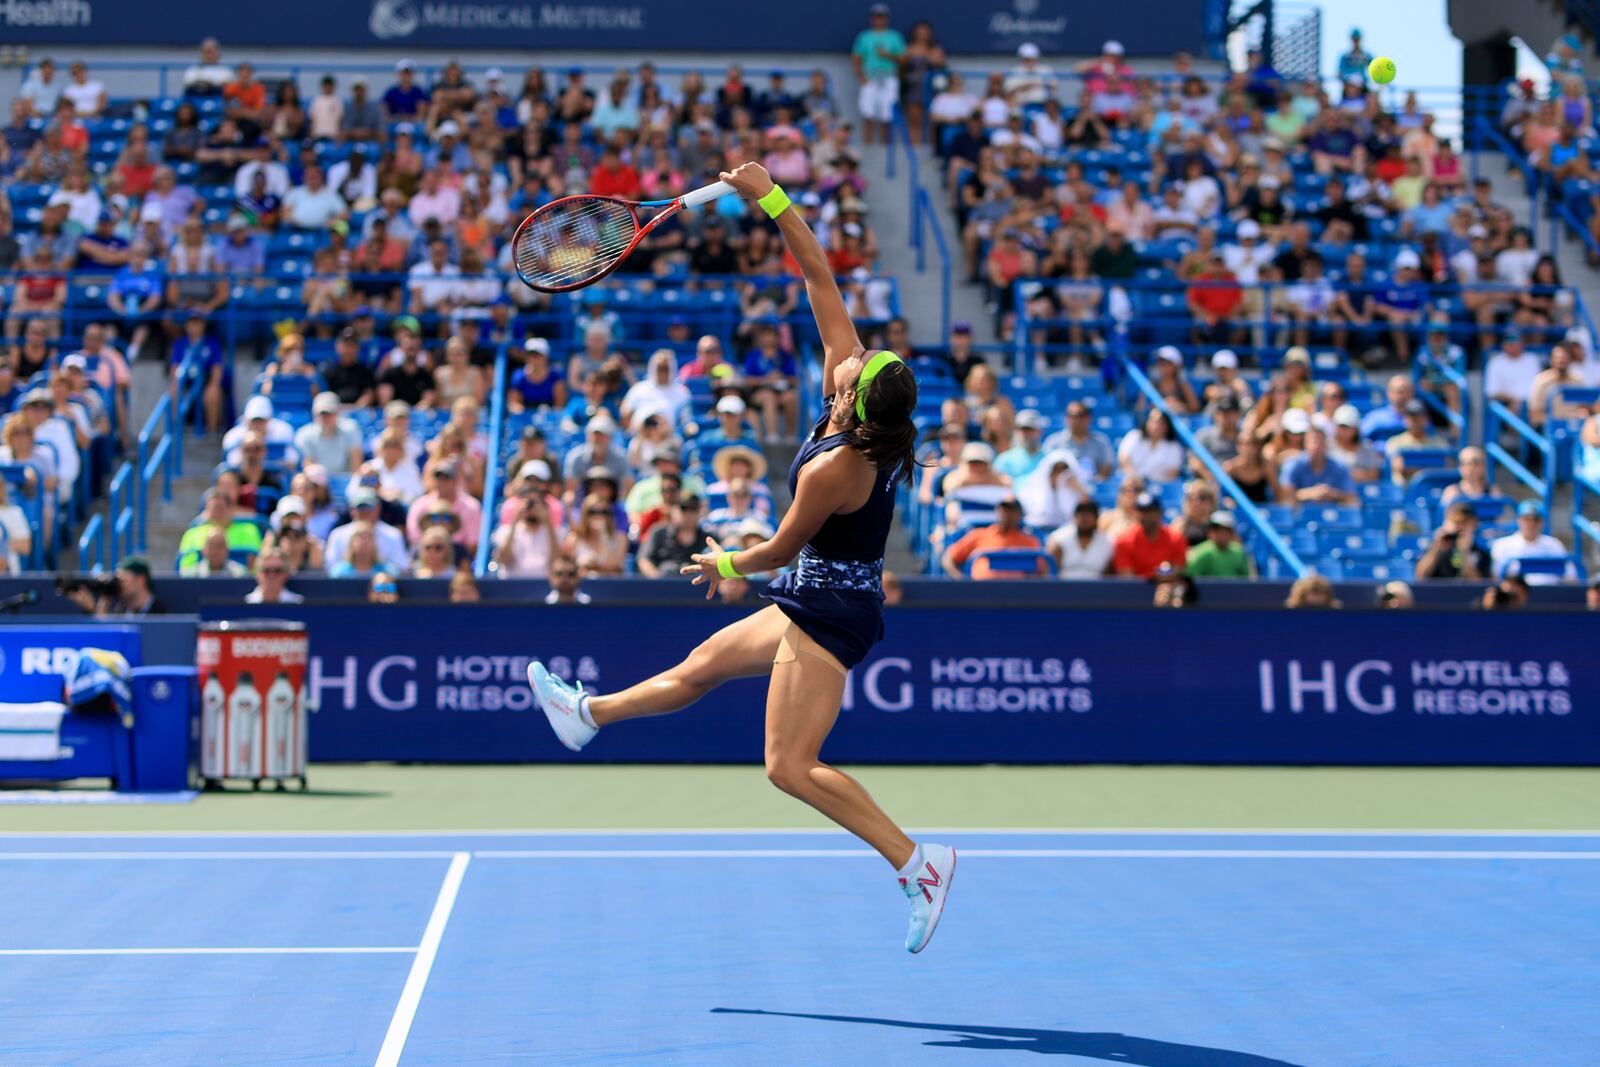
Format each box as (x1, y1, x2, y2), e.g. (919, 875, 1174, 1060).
(514, 198, 640, 290)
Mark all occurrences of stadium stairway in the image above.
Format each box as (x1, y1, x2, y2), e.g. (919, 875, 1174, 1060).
(856, 142, 995, 345)
(1477, 150, 1598, 554)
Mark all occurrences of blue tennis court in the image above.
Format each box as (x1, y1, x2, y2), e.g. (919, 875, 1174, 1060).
(1, 830, 1595, 1066)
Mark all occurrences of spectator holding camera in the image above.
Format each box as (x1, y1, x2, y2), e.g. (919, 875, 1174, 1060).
(492, 484, 560, 579)
(1415, 500, 1489, 580)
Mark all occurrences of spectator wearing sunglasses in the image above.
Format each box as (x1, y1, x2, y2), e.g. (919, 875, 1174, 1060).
(246, 548, 303, 603)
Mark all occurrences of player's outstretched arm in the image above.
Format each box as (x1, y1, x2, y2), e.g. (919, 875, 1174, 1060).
(720, 162, 861, 390)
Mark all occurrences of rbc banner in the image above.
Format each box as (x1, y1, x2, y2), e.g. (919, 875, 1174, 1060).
(197, 605, 1600, 766)
(2, 0, 1211, 55)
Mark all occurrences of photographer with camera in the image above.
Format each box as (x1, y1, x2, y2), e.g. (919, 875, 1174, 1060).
(1414, 500, 1489, 581)
(59, 556, 166, 617)
(490, 478, 560, 579)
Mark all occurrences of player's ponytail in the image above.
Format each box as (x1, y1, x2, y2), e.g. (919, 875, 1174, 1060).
(849, 359, 922, 487)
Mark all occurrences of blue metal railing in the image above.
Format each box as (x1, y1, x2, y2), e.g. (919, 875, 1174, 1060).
(1484, 400, 1554, 516)
(473, 340, 511, 578)
(1412, 353, 1468, 441)
(1471, 117, 1542, 234)
(886, 109, 953, 343)
(1112, 335, 1307, 579)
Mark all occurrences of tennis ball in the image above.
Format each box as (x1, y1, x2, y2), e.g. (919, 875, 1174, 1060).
(1368, 56, 1396, 85)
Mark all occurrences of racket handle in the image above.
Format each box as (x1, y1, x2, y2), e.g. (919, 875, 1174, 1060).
(681, 181, 735, 208)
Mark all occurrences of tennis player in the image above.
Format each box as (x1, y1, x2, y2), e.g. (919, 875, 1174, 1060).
(529, 162, 956, 953)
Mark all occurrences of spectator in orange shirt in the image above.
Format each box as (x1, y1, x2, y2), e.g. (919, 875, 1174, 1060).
(1112, 490, 1189, 577)
(223, 63, 268, 126)
(941, 495, 1048, 579)
(589, 145, 641, 200)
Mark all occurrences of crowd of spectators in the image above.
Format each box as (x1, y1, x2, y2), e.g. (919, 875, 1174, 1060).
(0, 38, 912, 593)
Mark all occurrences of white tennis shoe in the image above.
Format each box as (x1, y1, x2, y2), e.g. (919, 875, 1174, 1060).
(528, 661, 596, 752)
(899, 843, 957, 954)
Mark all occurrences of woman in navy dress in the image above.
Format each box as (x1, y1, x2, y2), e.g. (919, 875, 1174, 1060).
(529, 162, 957, 954)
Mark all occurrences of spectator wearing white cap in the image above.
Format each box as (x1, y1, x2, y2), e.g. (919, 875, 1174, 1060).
(1222, 219, 1276, 284)
(1004, 43, 1054, 107)
(850, 3, 906, 145)
(1150, 346, 1200, 414)
(686, 394, 763, 470)
(1203, 349, 1254, 411)
(294, 393, 364, 475)
(995, 409, 1048, 481)
(1076, 40, 1132, 95)
(223, 395, 298, 467)
(1372, 249, 1427, 361)
(1491, 501, 1575, 585)
(561, 414, 631, 501)
(383, 60, 430, 121)
(1327, 404, 1383, 483)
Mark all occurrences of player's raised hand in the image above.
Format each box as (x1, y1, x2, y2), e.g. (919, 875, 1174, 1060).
(719, 163, 775, 202)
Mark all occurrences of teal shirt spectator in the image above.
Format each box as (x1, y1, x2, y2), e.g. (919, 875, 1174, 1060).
(853, 27, 906, 81)
(1336, 48, 1372, 83)
(995, 445, 1045, 482)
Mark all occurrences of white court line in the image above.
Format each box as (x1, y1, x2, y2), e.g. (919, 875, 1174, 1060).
(2, 826, 1598, 838)
(0, 851, 456, 861)
(374, 851, 470, 1067)
(0, 847, 1597, 861)
(0, 946, 416, 957)
(469, 848, 1600, 861)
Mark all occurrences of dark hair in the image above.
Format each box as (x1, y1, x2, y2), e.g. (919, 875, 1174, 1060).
(848, 358, 922, 487)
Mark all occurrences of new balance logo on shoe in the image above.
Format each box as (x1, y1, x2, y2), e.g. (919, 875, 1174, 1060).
(913, 863, 942, 902)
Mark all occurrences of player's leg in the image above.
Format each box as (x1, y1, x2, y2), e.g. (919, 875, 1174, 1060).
(762, 622, 956, 953)
(760, 624, 913, 867)
(587, 603, 789, 727)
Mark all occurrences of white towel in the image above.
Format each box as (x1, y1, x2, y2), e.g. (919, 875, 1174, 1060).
(0, 702, 68, 761)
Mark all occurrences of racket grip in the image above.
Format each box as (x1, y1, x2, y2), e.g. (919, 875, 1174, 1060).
(681, 181, 735, 208)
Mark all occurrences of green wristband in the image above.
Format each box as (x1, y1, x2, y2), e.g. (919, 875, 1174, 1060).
(716, 552, 744, 580)
(757, 185, 791, 220)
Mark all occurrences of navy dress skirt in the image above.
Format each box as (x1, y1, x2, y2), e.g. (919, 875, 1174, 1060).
(761, 403, 898, 669)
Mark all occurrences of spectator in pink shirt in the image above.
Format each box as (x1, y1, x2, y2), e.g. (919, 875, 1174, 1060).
(407, 168, 461, 228)
(405, 460, 482, 548)
(762, 128, 813, 188)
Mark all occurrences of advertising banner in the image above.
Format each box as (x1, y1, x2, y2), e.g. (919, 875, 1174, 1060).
(1, 0, 1211, 55)
(197, 605, 1600, 766)
(196, 621, 309, 783)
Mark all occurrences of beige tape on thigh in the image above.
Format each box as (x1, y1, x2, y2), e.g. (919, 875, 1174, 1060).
(775, 622, 847, 676)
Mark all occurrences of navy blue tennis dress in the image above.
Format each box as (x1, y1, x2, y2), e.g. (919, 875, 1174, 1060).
(762, 400, 897, 669)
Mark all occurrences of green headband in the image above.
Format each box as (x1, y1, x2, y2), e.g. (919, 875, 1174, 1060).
(854, 350, 905, 422)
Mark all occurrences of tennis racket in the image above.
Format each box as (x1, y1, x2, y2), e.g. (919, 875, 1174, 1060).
(511, 180, 735, 293)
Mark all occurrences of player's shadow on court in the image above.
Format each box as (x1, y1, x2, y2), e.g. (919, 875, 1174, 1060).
(711, 1009, 1304, 1065)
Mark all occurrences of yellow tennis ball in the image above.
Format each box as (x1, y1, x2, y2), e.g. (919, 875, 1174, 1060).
(1368, 56, 1396, 84)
